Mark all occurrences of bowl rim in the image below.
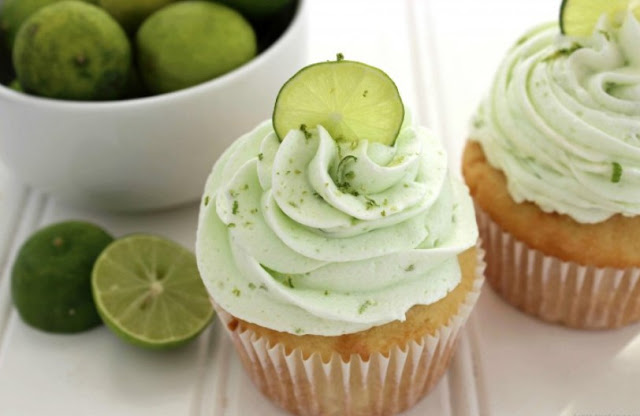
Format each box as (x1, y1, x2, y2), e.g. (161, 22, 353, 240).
(0, 0, 308, 110)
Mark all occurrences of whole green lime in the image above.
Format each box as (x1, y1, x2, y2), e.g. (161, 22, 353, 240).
(12, 1, 131, 100)
(0, 0, 91, 49)
(96, 0, 178, 34)
(11, 221, 114, 333)
(137, 1, 257, 94)
(214, 0, 294, 20)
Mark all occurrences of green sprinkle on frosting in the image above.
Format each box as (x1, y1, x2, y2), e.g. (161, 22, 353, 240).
(358, 300, 376, 314)
(612, 162, 623, 183)
(543, 43, 581, 63)
(300, 123, 312, 140)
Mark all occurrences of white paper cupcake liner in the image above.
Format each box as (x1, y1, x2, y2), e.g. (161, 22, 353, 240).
(214, 248, 485, 416)
(476, 206, 640, 329)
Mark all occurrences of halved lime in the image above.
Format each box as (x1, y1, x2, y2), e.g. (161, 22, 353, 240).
(560, 0, 638, 36)
(11, 221, 113, 333)
(92, 234, 214, 349)
(272, 59, 404, 145)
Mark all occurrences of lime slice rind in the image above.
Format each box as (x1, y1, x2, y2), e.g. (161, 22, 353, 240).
(273, 60, 404, 146)
(92, 234, 214, 349)
(560, 0, 637, 36)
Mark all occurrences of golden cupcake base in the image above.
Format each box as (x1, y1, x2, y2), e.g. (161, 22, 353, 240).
(477, 206, 640, 329)
(214, 249, 485, 416)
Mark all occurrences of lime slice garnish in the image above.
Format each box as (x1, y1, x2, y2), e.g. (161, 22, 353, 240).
(11, 221, 113, 333)
(560, 0, 639, 36)
(92, 234, 214, 349)
(272, 58, 404, 145)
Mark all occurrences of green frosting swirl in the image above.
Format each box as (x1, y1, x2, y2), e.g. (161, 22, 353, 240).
(196, 113, 477, 335)
(472, 14, 640, 223)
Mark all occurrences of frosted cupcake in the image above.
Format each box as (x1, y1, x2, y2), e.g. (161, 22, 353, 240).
(197, 59, 483, 416)
(464, 11, 640, 329)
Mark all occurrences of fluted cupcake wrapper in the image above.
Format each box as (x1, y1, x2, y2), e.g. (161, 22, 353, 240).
(214, 247, 485, 416)
(476, 206, 640, 329)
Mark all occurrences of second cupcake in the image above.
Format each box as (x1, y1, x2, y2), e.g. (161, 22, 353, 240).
(464, 4, 640, 329)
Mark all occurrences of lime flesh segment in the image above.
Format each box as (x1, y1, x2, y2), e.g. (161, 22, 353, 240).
(273, 60, 404, 145)
(560, 0, 640, 35)
(92, 234, 214, 349)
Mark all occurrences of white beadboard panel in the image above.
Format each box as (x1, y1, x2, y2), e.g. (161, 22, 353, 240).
(446, 331, 481, 416)
(424, 0, 640, 414)
(0, 165, 29, 321)
(0, 191, 46, 348)
(0, 317, 215, 416)
(424, 0, 559, 174)
(475, 290, 640, 415)
(306, 0, 420, 120)
(406, 0, 449, 164)
(0, 168, 28, 278)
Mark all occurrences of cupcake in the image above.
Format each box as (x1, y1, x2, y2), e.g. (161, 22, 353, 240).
(197, 59, 483, 416)
(463, 10, 640, 329)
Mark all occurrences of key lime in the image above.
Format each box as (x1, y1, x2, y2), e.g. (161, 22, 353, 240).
(11, 221, 113, 333)
(136, 1, 256, 94)
(272, 58, 404, 146)
(12, 1, 131, 100)
(92, 234, 214, 349)
(560, 0, 639, 36)
(95, 0, 178, 34)
(0, 0, 92, 50)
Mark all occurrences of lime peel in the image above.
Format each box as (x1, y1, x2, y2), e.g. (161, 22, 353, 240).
(11, 221, 113, 333)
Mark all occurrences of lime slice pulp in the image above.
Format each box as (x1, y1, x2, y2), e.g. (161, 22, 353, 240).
(272, 59, 404, 146)
(560, 0, 640, 36)
(92, 234, 214, 349)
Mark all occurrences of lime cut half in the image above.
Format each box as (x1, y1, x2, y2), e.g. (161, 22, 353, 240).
(560, 0, 639, 36)
(92, 234, 214, 349)
(272, 59, 404, 146)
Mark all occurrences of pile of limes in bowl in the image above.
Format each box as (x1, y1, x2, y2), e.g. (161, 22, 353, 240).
(0, 0, 297, 100)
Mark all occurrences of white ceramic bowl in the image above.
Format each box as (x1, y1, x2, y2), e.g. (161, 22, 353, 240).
(0, 0, 308, 211)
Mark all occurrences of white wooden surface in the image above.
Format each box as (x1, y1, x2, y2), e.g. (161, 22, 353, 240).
(1, 0, 639, 415)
